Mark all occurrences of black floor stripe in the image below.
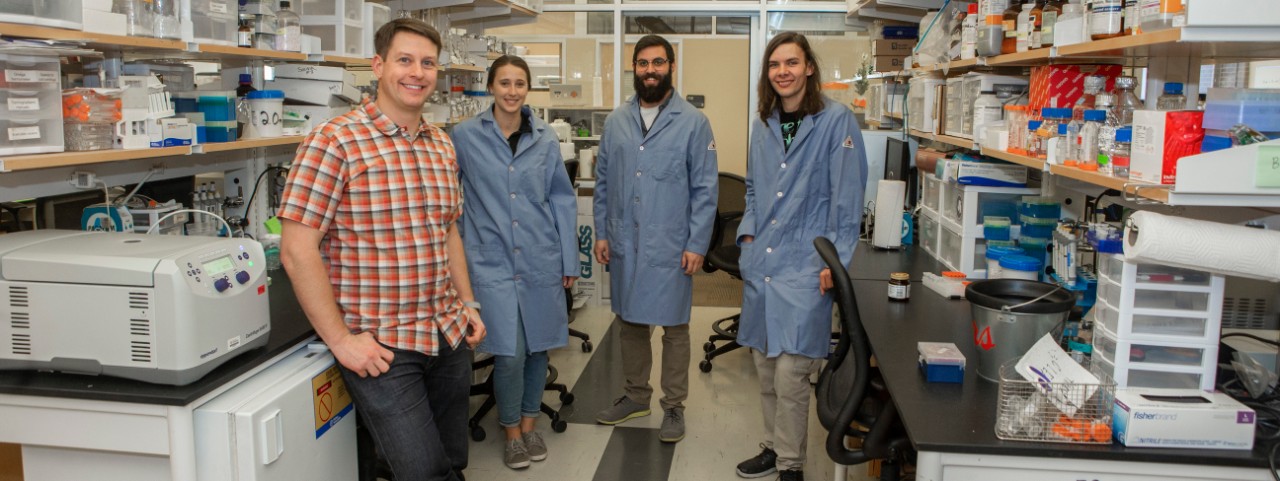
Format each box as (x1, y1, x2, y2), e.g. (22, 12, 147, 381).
(591, 426, 676, 481)
(564, 318, 628, 425)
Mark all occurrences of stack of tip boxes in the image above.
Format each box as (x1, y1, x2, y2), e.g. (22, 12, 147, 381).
(0, 54, 65, 156)
(300, 0, 364, 57)
(1091, 253, 1225, 391)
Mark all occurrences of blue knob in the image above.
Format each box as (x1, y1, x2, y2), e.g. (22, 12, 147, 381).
(214, 278, 231, 292)
(236, 271, 251, 285)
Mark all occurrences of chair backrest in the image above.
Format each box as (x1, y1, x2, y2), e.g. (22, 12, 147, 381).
(709, 172, 747, 252)
(814, 237, 904, 467)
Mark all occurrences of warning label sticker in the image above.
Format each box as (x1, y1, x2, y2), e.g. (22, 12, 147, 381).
(312, 364, 354, 439)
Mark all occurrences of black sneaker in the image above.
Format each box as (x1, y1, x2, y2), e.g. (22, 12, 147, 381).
(735, 443, 778, 478)
(777, 469, 804, 481)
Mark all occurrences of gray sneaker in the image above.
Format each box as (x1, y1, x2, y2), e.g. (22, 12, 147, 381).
(659, 407, 685, 443)
(522, 431, 548, 462)
(504, 438, 530, 469)
(596, 396, 651, 425)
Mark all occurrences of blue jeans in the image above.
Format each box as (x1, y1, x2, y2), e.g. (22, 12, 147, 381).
(493, 311, 549, 427)
(340, 334, 470, 481)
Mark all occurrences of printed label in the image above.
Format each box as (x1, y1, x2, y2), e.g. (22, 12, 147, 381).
(209, 1, 228, 14)
(5, 70, 58, 84)
(9, 125, 40, 141)
(313, 364, 354, 439)
(888, 284, 909, 300)
(8, 97, 38, 111)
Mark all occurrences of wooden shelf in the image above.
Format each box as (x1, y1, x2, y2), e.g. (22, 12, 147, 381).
(1057, 29, 1182, 58)
(885, 111, 904, 120)
(0, 22, 185, 53)
(908, 129, 977, 150)
(985, 47, 1052, 66)
(1, 137, 305, 173)
(1047, 164, 1169, 203)
(978, 147, 1045, 170)
(196, 44, 307, 62)
(322, 55, 371, 67)
(446, 64, 486, 73)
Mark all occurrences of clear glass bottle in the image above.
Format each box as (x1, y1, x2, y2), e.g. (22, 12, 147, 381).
(1157, 82, 1186, 110)
(1029, 0, 1047, 49)
(1016, 3, 1035, 52)
(1054, 122, 1071, 164)
(1026, 120, 1045, 157)
(1005, 105, 1028, 153)
(1034, 107, 1069, 159)
(238, 20, 253, 48)
(1123, 0, 1140, 34)
(1090, 0, 1124, 40)
(1113, 76, 1143, 125)
(1002, 3, 1021, 54)
(962, 4, 979, 60)
(1094, 93, 1121, 175)
(274, 1, 301, 52)
(973, 90, 1005, 142)
(1111, 127, 1132, 178)
(1041, 0, 1064, 47)
(1140, 0, 1185, 33)
(1077, 109, 1106, 171)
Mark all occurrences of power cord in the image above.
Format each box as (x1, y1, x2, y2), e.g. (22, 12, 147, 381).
(242, 166, 287, 227)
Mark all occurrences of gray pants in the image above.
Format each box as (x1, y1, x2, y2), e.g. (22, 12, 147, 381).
(619, 317, 690, 410)
(753, 350, 821, 471)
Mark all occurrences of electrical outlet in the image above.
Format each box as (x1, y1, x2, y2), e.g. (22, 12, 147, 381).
(69, 171, 97, 189)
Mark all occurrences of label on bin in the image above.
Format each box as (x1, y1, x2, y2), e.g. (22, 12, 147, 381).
(8, 98, 38, 111)
(5, 70, 58, 84)
(209, 1, 228, 14)
(1015, 334, 1100, 417)
(8, 126, 40, 141)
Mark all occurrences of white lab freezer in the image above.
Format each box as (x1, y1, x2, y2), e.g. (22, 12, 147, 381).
(195, 343, 357, 481)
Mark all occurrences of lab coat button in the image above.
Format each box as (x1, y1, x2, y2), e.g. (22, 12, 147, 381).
(776, 191, 783, 198)
(634, 197, 640, 204)
(510, 192, 516, 199)
(514, 275, 522, 281)
(508, 166, 515, 172)
(771, 219, 777, 225)
(766, 247, 773, 253)
(781, 163, 787, 169)
(513, 220, 520, 227)
(514, 248, 521, 255)
(639, 146, 645, 151)
(636, 171, 642, 177)
(764, 276, 772, 282)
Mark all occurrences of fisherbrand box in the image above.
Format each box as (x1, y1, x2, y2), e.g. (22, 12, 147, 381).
(1112, 389, 1255, 450)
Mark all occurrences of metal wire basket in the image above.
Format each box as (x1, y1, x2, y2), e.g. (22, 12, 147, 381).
(995, 358, 1117, 444)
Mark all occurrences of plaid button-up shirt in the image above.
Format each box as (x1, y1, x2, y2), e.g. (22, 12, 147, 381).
(279, 101, 470, 355)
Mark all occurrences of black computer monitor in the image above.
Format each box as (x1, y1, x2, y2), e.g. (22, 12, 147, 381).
(884, 137, 916, 209)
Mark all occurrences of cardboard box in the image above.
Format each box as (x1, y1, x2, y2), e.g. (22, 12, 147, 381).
(872, 39, 917, 56)
(160, 118, 194, 147)
(574, 196, 609, 305)
(1112, 389, 1255, 450)
(1130, 109, 1205, 185)
(956, 161, 1028, 187)
(874, 56, 908, 73)
(273, 64, 357, 84)
(1028, 64, 1123, 112)
(267, 77, 359, 107)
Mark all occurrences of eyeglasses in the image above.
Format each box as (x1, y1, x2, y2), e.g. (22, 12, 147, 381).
(634, 58, 668, 69)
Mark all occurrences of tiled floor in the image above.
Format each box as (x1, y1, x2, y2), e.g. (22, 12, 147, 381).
(461, 304, 880, 481)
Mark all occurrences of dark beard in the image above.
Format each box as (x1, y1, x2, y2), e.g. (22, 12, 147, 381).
(634, 71, 672, 104)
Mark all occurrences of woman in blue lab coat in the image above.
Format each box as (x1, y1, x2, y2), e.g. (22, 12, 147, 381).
(733, 32, 868, 481)
(452, 55, 578, 470)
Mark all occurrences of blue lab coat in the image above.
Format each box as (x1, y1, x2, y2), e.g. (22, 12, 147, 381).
(736, 97, 868, 359)
(593, 92, 718, 326)
(453, 106, 578, 356)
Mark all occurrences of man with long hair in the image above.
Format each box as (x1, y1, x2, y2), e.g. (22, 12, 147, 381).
(734, 32, 868, 481)
(592, 34, 718, 445)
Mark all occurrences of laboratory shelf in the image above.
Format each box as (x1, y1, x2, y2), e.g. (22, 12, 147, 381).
(975, 147, 1045, 170)
(1, 138, 305, 173)
(445, 63, 486, 73)
(909, 129, 977, 150)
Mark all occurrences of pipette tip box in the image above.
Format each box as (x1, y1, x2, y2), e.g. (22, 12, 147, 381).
(918, 342, 965, 383)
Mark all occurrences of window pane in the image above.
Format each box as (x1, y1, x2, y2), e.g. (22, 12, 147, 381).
(715, 16, 751, 35)
(624, 15, 712, 34)
(587, 12, 613, 34)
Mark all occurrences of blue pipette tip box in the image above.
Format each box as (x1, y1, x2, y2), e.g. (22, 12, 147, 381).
(918, 342, 965, 383)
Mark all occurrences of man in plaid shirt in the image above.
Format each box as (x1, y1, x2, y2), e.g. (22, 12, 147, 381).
(279, 18, 485, 481)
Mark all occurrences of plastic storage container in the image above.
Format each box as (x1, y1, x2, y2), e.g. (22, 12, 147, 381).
(0, 0, 83, 29)
(1019, 214, 1058, 238)
(1202, 88, 1280, 133)
(197, 91, 236, 122)
(62, 88, 121, 152)
(244, 90, 284, 138)
(1092, 347, 1213, 391)
(1, 55, 63, 89)
(301, 0, 362, 25)
(922, 172, 942, 211)
(363, 2, 392, 58)
(985, 244, 1023, 279)
(186, 0, 238, 46)
(301, 24, 366, 57)
(998, 254, 1041, 280)
(1019, 196, 1060, 218)
(920, 213, 941, 258)
(1092, 321, 1217, 391)
(984, 216, 1011, 241)
(1093, 298, 1215, 341)
(1097, 276, 1212, 312)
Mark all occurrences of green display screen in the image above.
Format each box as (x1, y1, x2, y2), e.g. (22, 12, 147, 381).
(202, 255, 236, 275)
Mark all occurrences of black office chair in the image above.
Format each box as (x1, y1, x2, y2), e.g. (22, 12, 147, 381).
(699, 172, 747, 373)
(467, 352, 572, 441)
(814, 237, 913, 481)
(564, 159, 593, 353)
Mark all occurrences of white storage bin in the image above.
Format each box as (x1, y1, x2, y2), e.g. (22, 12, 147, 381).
(907, 76, 945, 133)
(1093, 353, 1213, 391)
(1094, 298, 1217, 342)
(1, 89, 63, 120)
(1098, 253, 1215, 288)
(943, 77, 965, 138)
(0, 117, 65, 155)
(1097, 277, 1213, 312)
(921, 172, 941, 211)
(301, 24, 364, 57)
(0, 0, 83, 30)
(959, 73, 1029, 139)
(300, 0, 361, 25)
(940, 222, 963, 270)
(185, 0, 238, 46)
(0, 55, 62, 90)
(362, 2, 390, 58)
(920, 210, 940, 258)
(1093, 321, 1217, 369)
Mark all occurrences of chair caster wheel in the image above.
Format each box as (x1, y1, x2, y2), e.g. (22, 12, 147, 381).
(470, 424, 486, 442)
(552, 418, 568, 433)
(703, 342, 716, 353)
(581, 341, 593, 353)
(560, 392, 575, 404)
(699, 360, 713, 372)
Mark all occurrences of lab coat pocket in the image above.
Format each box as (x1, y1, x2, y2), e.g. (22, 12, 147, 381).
(652, 158, 687, 184)
(644, 224, 685, 268)
(527, 243, 564, 287)
(738, 241, 755, 277)
(521, 164, 548, 202)
(468, 245, 509, 287)
(784, 274, 820, 290)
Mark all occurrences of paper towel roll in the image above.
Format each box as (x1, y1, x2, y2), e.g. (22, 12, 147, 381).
(873, 180, 906, 249)
(1123, 211, 1280, 282)
(579, 148, 594, 179)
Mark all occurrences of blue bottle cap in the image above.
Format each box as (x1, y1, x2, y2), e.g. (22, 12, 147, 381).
(1164, 82, 1184, 95)
(986, 245, 1024, 261)
(1115, 127, 1132, 142)
(239, 73, 252, 83)
(1050, 108, 1072, 119)
(1058, 123, 1068, 135)
(999, 254, 1043, 271)
(1029, 120, 1043, 130)
(246, 90, 285, 99)
(1084, 110, 1106, 122)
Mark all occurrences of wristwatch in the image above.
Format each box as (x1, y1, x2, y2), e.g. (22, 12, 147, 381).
(462, 300, 482, 311)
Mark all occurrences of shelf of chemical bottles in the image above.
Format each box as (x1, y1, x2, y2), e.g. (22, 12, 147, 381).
(0, 22, 370, 68)
(0, 136, 305, 173)
(975, 146, 1171, 203)
(909, 129, 978, 150)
